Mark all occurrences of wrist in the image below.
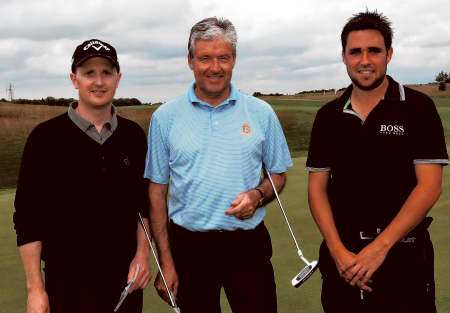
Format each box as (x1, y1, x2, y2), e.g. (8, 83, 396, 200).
(27, 283, 45, 294)
(253, 187, 265, 207)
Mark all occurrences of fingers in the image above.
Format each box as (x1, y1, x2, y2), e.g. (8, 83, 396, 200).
(225, 193, 257, 219)
(154, 273, 171, 304)
(134, 266, 152, 291)
(342, 264, 373, 292)
(154, 271, 178, 305)
(225, 194, 245, 216)
(128, 263, 152, 293)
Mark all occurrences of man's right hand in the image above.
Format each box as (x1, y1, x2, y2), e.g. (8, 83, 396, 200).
(154, 265, 179, 305)
(330, 246, 372, 292)
(27, 288, 49, 313)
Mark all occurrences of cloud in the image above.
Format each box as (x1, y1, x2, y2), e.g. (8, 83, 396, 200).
(1, 0, 449, 102)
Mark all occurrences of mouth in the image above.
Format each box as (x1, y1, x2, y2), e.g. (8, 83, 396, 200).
(206, 74, 224, 82)
(90, 90, 107, 96)
(357, 68, 374, 75)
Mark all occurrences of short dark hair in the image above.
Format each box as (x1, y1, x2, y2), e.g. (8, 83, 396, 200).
(341, 10, 393, 51)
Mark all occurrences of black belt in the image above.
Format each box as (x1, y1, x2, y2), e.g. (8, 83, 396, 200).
(358, 217, 433, 244)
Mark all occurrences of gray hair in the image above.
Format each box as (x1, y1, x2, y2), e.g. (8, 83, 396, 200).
(188, 17, 237, 58)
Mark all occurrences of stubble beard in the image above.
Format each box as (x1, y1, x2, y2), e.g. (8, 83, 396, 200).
(350, 71, 386, 91)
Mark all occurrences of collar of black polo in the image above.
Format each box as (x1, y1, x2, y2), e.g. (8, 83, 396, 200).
(338, 75, 406, 109)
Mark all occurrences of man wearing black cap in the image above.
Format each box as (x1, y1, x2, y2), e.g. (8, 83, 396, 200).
(13, 39, 151, 313)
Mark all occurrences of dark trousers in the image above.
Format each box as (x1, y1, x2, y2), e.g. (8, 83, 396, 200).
(169, 221, 278, 313)
(44, 265, 143, 313)
(319, 231, 436, 313)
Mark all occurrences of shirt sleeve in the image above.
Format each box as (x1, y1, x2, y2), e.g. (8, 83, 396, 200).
(13, 127, 46, 246)
(144, 110, 171, 183)
(306, 107, 333, 171)
(134, 125, 150, 219)
(411, 97, 449, 166)
(262, 107, 293, 173)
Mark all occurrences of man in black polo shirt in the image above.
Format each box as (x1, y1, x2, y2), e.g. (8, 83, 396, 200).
(307, 11, 448, 313)
(13, 39, 151, 313)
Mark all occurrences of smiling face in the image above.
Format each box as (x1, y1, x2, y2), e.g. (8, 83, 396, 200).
(70, 57, 121, 110)
(342, 29, 393, 91)
(188, 37, 236, 106)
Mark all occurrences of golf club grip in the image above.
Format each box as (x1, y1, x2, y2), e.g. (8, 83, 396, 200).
(138, 213, 177, 308)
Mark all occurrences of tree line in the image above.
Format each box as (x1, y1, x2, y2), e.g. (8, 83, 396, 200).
(1, 97, 152, 106)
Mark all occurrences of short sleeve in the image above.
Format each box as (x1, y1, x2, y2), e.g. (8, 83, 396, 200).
(412, 97, 449, 166)
(306, 108, 333, 171)
(262, 108, 293, 173)
(144, 110, 170, 183)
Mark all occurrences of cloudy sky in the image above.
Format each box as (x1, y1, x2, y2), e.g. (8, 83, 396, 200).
(1, 0, 449, 102)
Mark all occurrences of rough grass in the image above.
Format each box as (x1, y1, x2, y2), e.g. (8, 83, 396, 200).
(1, 160, 449, 313)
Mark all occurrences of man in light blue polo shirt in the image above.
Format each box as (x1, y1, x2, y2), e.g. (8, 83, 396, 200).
(145, 17, 292, 313)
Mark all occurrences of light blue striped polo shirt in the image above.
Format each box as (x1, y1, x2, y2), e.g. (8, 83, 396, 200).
(145, 83, 292, 231)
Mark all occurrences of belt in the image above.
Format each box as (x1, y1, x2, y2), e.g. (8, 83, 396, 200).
(169, 220, 265, 234)
(358, 217, 433, 244)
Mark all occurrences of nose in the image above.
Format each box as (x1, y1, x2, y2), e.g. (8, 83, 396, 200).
(210, 58, 221, 72)
(93, 73, 104, 86)
(360, 51, 370, 64)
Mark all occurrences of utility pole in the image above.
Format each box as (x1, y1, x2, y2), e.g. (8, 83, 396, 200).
(6, 83, 14, 101)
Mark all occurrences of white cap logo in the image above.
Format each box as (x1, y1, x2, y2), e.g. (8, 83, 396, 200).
(83, 40, 111, 52)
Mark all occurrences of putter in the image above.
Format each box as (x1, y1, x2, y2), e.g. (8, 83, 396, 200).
(265, 168, 318, 287)
(138, 213, 181, 313)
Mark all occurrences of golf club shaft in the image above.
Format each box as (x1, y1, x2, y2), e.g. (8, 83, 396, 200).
(138, 213, 177, 308)
(264, 168, 303, 257)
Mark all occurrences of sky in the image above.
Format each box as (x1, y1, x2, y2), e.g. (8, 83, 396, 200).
(1, 0, 449, 103)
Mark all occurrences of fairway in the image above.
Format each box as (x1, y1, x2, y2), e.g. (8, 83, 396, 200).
(1, 159, 449, 313)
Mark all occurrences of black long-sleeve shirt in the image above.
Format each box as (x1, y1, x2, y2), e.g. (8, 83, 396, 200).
(13, 112, 149, 278)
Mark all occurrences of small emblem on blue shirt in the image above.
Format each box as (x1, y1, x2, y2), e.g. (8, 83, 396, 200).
(241, 122, 252, 136)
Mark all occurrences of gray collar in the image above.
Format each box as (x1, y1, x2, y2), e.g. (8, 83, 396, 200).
(68, 102, 118, 144)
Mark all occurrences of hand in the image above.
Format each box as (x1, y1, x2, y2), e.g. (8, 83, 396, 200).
(127, 251, 152, 293)
(330, 246, 357, 279)
(346, 241, 388, 291)
(154, 265, 178, 305)
(27, 288, 49, 313)
(225, 190, 260, 220)
(330, 246, 373, 292)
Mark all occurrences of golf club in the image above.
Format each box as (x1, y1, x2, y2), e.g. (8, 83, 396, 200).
(138, 213, 181, 313)
(265, 168, 318, 287)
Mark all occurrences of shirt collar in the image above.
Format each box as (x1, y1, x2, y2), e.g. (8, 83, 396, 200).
(339, 75, 405, 111)
(187, 82, 238, 109)
(68, 102, 118, 132)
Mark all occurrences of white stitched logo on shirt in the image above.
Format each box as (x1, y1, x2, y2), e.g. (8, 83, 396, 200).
(379, 124, 405, 136)
(241, 122, 252, 136)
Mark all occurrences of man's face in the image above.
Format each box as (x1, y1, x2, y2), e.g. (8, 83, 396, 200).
(70, 57, 121, 109)
(188, 37, 235, 105)
(342, 29, 393, 91)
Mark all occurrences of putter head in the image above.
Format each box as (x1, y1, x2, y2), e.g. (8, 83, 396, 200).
(291, 260, 318, 288)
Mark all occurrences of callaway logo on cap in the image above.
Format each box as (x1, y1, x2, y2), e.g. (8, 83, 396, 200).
(71, 38, 120, 73)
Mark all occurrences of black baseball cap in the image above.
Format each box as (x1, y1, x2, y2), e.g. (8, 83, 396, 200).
(71, 39, 120, 73)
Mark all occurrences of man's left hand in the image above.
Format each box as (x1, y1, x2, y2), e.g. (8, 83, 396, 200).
(127, 251, 152, 293)
(225, 190, 260, 220)
(345, 240, 388, 289)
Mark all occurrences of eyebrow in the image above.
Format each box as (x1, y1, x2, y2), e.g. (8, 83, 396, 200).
(348, 47, 383, 53)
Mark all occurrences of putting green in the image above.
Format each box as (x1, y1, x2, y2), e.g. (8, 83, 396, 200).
(0, 158, 448, 312)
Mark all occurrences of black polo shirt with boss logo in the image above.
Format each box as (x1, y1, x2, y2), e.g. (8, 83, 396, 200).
(306, 75, 448, 245)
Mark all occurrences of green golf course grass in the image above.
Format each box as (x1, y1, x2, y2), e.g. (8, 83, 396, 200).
(1, 95, 449, 312)
(1, 159, 449, 313)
